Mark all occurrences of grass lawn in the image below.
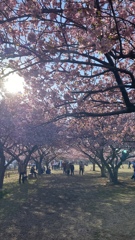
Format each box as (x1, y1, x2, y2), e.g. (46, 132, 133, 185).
(0, 164, 135, 240)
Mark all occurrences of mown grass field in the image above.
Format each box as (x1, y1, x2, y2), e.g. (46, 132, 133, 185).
(0, 164, 135, 240)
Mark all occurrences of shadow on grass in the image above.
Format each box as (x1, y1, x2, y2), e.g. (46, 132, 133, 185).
(0, 173, 135, 240)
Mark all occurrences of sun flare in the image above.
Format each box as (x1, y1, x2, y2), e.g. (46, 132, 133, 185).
(4, 73, 25, 94)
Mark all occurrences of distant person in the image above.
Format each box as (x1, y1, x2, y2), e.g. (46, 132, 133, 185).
(79, 161, 84, 175)
(30, 165, 37, 178)
(46, 167, 51, 174)
(41, 166, 45, 174)
(128, 161, 131, 169)
(70, 163, 74, 176)
(62, 161, 67, 174)
(18, 161, 26, 184)
(131, 161, 135, 180)
(66, 163, 70, 176)
(132, 161, 135, 170)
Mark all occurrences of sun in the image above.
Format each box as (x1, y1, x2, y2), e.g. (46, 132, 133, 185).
(4, 73, 25, 94)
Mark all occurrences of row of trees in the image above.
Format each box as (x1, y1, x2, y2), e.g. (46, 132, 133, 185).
(65, 114, 135, 184)
(0, 98, 67, 189)
(0, 0, 135, 188)
(1, 94, 135, 188)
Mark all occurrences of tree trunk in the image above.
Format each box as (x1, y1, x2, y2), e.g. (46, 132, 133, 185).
(0, 165, 5, 189)
(108, 169, 119, 184)
(100, 165, 107, 177)
(0, 144, 6, 189)
(38, 161, 42, 175)
(92, 163, 95, 171)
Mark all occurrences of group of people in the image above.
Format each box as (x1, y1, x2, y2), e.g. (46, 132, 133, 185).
(18, 160, 85, 184)
(18, 163, 38, 184)
(18, 162, 52, 184)
(17, 159, 135, 184)
(62, 162, 74, 175)
(62, 161, 84, 176)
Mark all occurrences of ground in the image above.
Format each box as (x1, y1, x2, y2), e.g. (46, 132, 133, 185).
(0, 165, 135, 240)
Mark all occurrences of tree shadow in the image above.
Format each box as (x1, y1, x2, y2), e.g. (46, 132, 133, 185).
(0, 173, 135, 240)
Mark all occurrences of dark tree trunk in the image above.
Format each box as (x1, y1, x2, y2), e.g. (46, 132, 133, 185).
(108, 168, 119, 184)
(100, 155, 119, 184)
(0, 143, 6, 189)
(38, 161, 42, 175)
(100, 165, 107, 177)
(92, 163, 95, 171)
(0, 165, 5, 189)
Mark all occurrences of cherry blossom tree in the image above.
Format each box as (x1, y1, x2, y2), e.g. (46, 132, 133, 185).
(32, 147, 56, 174)
(0, 100, 21, 189)
(1, 0, 135, 187)
(66, 114, 135, 184)
(0, 95, 65, 188)
(0, 0, 135, 120)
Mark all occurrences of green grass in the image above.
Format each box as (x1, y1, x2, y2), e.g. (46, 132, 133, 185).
(0, 165, 135, 240)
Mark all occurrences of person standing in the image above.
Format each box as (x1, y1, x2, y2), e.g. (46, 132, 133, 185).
(70, 163, 74, 176)
(62, 161, 67, 174)
(66, 162, 70, 176)
(79, 161, 84, 175)
(18, 161, 26, 184)
(128, 161, 131, 169)
(131, 161, 135, 180)
(30, 165, 37, 178)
